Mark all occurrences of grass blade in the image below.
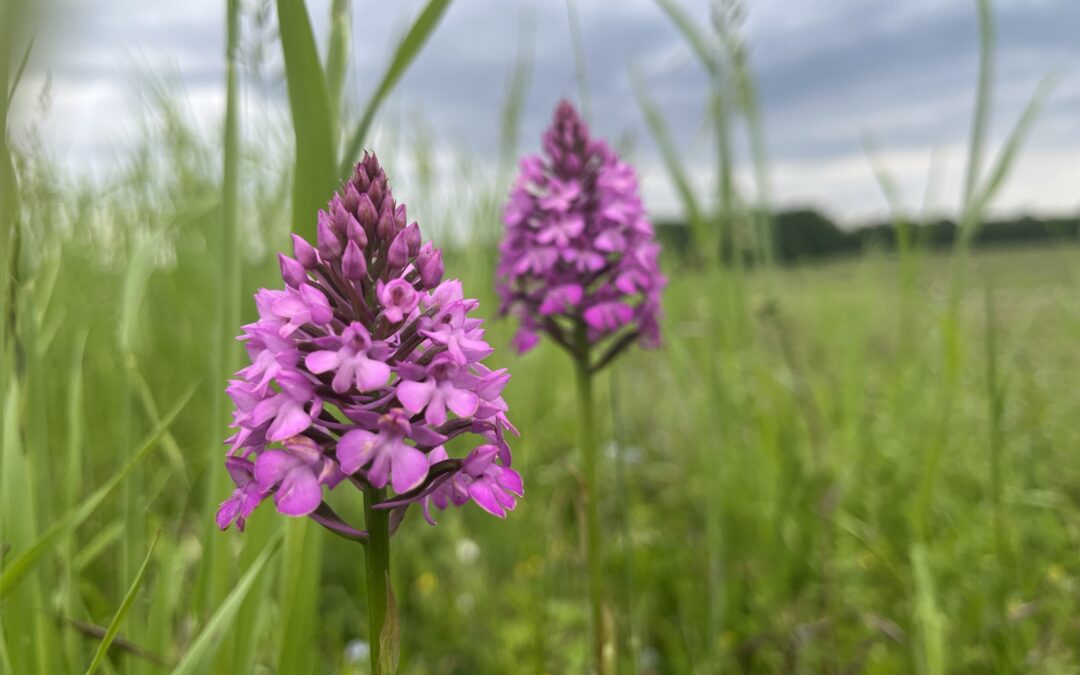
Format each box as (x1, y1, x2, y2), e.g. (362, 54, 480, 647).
(172, 530, 283, 675)
(628, 66, 709, 250)
(84, 532, 161, 675)
(276, 0, 337, 234)
(0, 382, 197, 599)
(564, 0, 590, 120)
(339, 0, 453, 177)
(965, 76, 1057, 233)
(6, 33, 34, 106)
(961, 0, 994, 208)
(325, 0, 352, 147)
(653, 0, 714, 74)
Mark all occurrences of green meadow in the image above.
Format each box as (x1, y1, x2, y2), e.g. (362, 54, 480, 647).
(2, 0, 1078, 673)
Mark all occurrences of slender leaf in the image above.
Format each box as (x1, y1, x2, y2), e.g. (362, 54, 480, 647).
(564, 0, 590, 120)
(84, 532, 161, 675)
(276, 0, 337, 233)
(6, 34, 33, 106)
(325, 0, 352, 146)
(171, 531, 283, 675)
(653, 0, 714, 74)
(628, 66, 708, 247)
(339, 0, 453, 177)
(966, 76, 1057, 232)
(962, 0, 994, 208)
(0, 382, 197, 599)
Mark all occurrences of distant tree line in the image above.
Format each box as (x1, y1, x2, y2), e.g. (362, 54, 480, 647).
(655, 209, 1080, 263)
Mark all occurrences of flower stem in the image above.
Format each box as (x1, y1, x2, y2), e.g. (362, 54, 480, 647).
(363, 486, 392, 675)
(574, 323, 609, 675)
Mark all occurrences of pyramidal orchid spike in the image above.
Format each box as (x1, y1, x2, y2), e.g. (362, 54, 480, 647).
(497, 100, 666, 358)
(218, 152, 522, 536)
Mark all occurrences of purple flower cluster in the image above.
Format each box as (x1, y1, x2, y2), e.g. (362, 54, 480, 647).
(218, 153, 522, 535)
(497, 101, 664, 360)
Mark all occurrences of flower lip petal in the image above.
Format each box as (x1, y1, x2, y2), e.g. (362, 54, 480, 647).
(305, 350, 340, 374)
(274, 466, 323, 516)
(336, 428, 378, 475)
(390, 445, 429, 494)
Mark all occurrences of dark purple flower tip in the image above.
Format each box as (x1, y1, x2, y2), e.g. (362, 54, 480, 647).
(352, 163, 371, 192)
(356, 192, 378, 232)
(376, 207, 396, 240)
(329, 198, 359, 237)
(342, 183, 362, 213)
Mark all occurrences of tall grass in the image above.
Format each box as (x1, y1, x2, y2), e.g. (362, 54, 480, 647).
(2, 0, 1079, 673)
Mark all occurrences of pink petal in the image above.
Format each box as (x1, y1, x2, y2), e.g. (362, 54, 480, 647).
(254, 450, 294, 491)
(366, 450, 392, 489)
(224, 457, 254, 486)
(396, 379, 434, 414)
(332, 361, 356, 393)
(499, 468, 524, 496)
(446, 388, 479, 419)
(354, 358, 391, 391)
(305, 350, 340, 374)
(423, 394, 448, 427)
(336, 429, 378, 475)
(274, 466, 322, 516)
(216, 497, 241, 530)
(267, 400, 311, 441)
(391, 444, 429, 494)
(468, 480, 506, 517)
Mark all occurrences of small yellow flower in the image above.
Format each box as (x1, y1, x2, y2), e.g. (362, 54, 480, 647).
(1047, 563, 1066, 582)
(415, 572, 438, 595)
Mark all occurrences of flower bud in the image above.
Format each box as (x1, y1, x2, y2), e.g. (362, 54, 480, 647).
(404, 222, 421, 258)
(367, 178, 383, 208)
(330, 199, 360, 239)
(352, 164, 370, 193)
(377, 207, 396, 240)
(278, 253, 307, 288)
(419, 246, 443, 288)
(342, 239, 367, 281)
(356, 193, 378, 233)
(347, 219, 368, 250)
(292, 233, 318, 269)
(387, 230, 409, 268)
(317, 211, 343, 260)
(342, 183, 361, 213)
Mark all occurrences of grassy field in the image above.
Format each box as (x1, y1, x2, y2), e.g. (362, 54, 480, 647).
(3, 1, 1079, 673)
(4, 165, 1080, 674)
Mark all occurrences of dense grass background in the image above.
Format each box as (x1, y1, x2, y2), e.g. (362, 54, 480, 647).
(3, 0, 1079, 674)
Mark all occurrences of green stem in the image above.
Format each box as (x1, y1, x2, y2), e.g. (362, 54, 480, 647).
(364, 486, 392, 675)
(574, 323, 608, 674)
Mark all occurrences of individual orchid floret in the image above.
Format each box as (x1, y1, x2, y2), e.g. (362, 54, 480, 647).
(217, 152, 522, 538)
(496, 100, 665, 367)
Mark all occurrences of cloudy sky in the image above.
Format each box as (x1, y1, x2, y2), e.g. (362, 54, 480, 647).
(13, 0, 1080, 223)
